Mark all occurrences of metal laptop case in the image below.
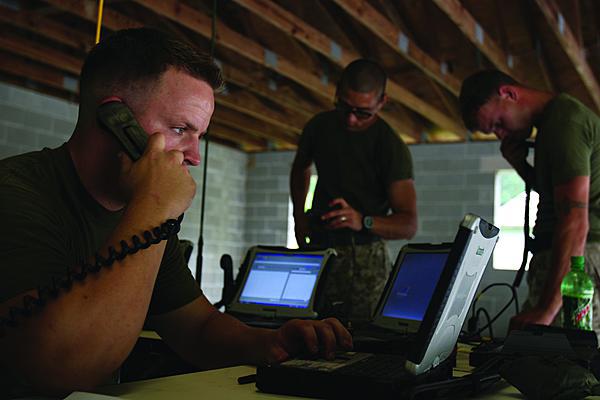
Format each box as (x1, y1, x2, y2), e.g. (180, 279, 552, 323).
(405, 213, 499, 375)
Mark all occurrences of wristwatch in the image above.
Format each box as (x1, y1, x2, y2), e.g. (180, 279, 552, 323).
(362, 215, 374, 230)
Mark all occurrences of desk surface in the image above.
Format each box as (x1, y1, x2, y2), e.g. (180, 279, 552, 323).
(98, 365, 523, 400)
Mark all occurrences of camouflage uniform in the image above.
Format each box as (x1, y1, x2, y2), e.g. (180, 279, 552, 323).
(321, 240, 391, 322)
(524, 242, 600, 340)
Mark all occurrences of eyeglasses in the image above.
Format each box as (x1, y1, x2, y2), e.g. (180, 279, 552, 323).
(334, 99, 379, 120)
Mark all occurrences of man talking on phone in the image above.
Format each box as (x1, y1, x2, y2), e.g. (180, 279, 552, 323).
(290, 59, 418, 323)
(0, 28, 351, 397)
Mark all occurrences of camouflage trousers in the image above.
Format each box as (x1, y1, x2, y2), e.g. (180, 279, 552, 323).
(524, 242, 600, 340)
(321, 240, 391, 323)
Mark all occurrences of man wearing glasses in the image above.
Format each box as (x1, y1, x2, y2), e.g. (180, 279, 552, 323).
(290, 59, 417, 323)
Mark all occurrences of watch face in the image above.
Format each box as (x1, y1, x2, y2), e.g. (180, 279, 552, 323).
(363, 216, 374, 229)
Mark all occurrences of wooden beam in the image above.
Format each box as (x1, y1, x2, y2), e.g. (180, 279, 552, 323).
(43, 0, 141, 31)
(230, 0, 463, 134)
(219, 64, 319, 120)
(213, 107, 299, 146)
(216, 91, 303, 137)
(37, 0, 309, 143)
(0, 34, 82, 75)
(0, 5, 92, 52)
(217, 91, 306, 134)
(14, 3, 314, 137)
(209, 121, 268, 150)
(331, 0, 461, 96)
(0, 52, 78, 93)
(131, 0, 336, 98)
(432, 0, 526, 82)
(534, 0, 600, 111)
(520, 1, 557, 92)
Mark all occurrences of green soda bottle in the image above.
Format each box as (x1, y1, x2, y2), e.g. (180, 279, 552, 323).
(561, 256, 594, 330)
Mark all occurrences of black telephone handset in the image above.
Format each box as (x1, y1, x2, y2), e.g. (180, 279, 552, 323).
(0, 102, 182, 337)
(97, 101, 148, 161)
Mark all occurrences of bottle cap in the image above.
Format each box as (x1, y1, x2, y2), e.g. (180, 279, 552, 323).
(571, 256, 585, 271)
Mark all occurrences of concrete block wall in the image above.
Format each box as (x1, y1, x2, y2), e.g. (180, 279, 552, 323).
(186, 143, 249, 302)
(245, 151, 295, 247)
(0, 82, 248, 303)
(247, 140, 529, 337)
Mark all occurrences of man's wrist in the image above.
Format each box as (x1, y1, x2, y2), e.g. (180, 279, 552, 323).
(362, 215, 374, 231)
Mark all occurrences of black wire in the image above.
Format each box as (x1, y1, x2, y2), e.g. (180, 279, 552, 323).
(476, 308, 494, 339)
(195, 0, 218, 286)
(461, 282, 520, 343)
(473, 283, 519, 316)
(465, 291, 517, 340)
(0, 217, 182, 337)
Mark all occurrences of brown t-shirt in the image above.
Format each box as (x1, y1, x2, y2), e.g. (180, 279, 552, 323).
(0, 144, 201, 396)
(296, 110, 413, 217)
(533, 94, 600, 242)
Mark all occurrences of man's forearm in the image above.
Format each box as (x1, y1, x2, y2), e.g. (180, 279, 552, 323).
(370, 211, 417, 240)
(0, 202, 171, 395)
(184, 310, 271, 369)
(537, 214, 588, 319)
(290, 164, 311, 217)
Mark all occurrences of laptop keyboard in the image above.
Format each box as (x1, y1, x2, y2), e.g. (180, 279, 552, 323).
(337, 354, 408, 380)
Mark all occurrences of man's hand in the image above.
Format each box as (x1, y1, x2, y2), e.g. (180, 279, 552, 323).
(322, 198, 363, 232)
(119, 132, 196, 220)
(294, 212, 311, 248)
(509, 307, 557, 332)
(263, 318, 353, 364)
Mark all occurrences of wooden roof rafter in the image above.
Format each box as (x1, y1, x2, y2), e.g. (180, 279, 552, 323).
(231, 0, 463, 139)
(534, 0, 600, 111)
(332, 0, 462, 97)
(432, 0, 527, 83)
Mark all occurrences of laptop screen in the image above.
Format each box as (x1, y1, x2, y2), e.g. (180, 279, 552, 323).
(381, 252, 449, 321)
(239, 252, 325, 308)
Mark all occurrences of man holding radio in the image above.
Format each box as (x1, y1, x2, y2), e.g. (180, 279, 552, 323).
(0, 28, 351, 397)
(290, 59, 418, 322)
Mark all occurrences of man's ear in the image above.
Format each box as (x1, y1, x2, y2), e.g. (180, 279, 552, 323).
(379, 93, 389, 108)
(497, 85, 518, 101)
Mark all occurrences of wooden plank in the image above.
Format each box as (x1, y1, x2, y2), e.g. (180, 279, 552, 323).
(213, 107, 299, 146)
(130, 0, 335, 98)
(0, 34, 82, 75)
(216, 91, 303, 137)
(43, 0, 141, 31)
(209, 121, 268, 150)
(0, 52, 78, 93)
(332, 0, 461, 96)
(231, 0, 462, 135)
(220, 64, 319, 120)
(432, 0, 526, 82)
(534, 0, 600, 111)
(0, 5, 92, 52)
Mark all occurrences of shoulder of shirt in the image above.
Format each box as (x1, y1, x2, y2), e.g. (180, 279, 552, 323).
(374, 117, 407, 144)
(549, 93, 595, 119)
(0, 147, 60, 188)
(306, 110, 337, 126)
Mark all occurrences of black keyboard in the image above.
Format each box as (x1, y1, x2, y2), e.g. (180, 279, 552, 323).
(337, 354, 408, 380)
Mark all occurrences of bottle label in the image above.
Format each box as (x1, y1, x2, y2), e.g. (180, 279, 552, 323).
(562, 295, 593, 330)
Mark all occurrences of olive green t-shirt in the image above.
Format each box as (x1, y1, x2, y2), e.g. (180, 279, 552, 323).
(296, 110, 413, 218)
(0, 145, 201, 397)
(533, 94, 600, 242)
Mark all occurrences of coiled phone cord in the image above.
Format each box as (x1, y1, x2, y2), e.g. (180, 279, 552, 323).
(0, 216, 182, 337)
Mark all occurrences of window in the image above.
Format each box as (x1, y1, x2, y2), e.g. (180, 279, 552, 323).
(287, 175, 318, 248)
(493, 169, 538, 270)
